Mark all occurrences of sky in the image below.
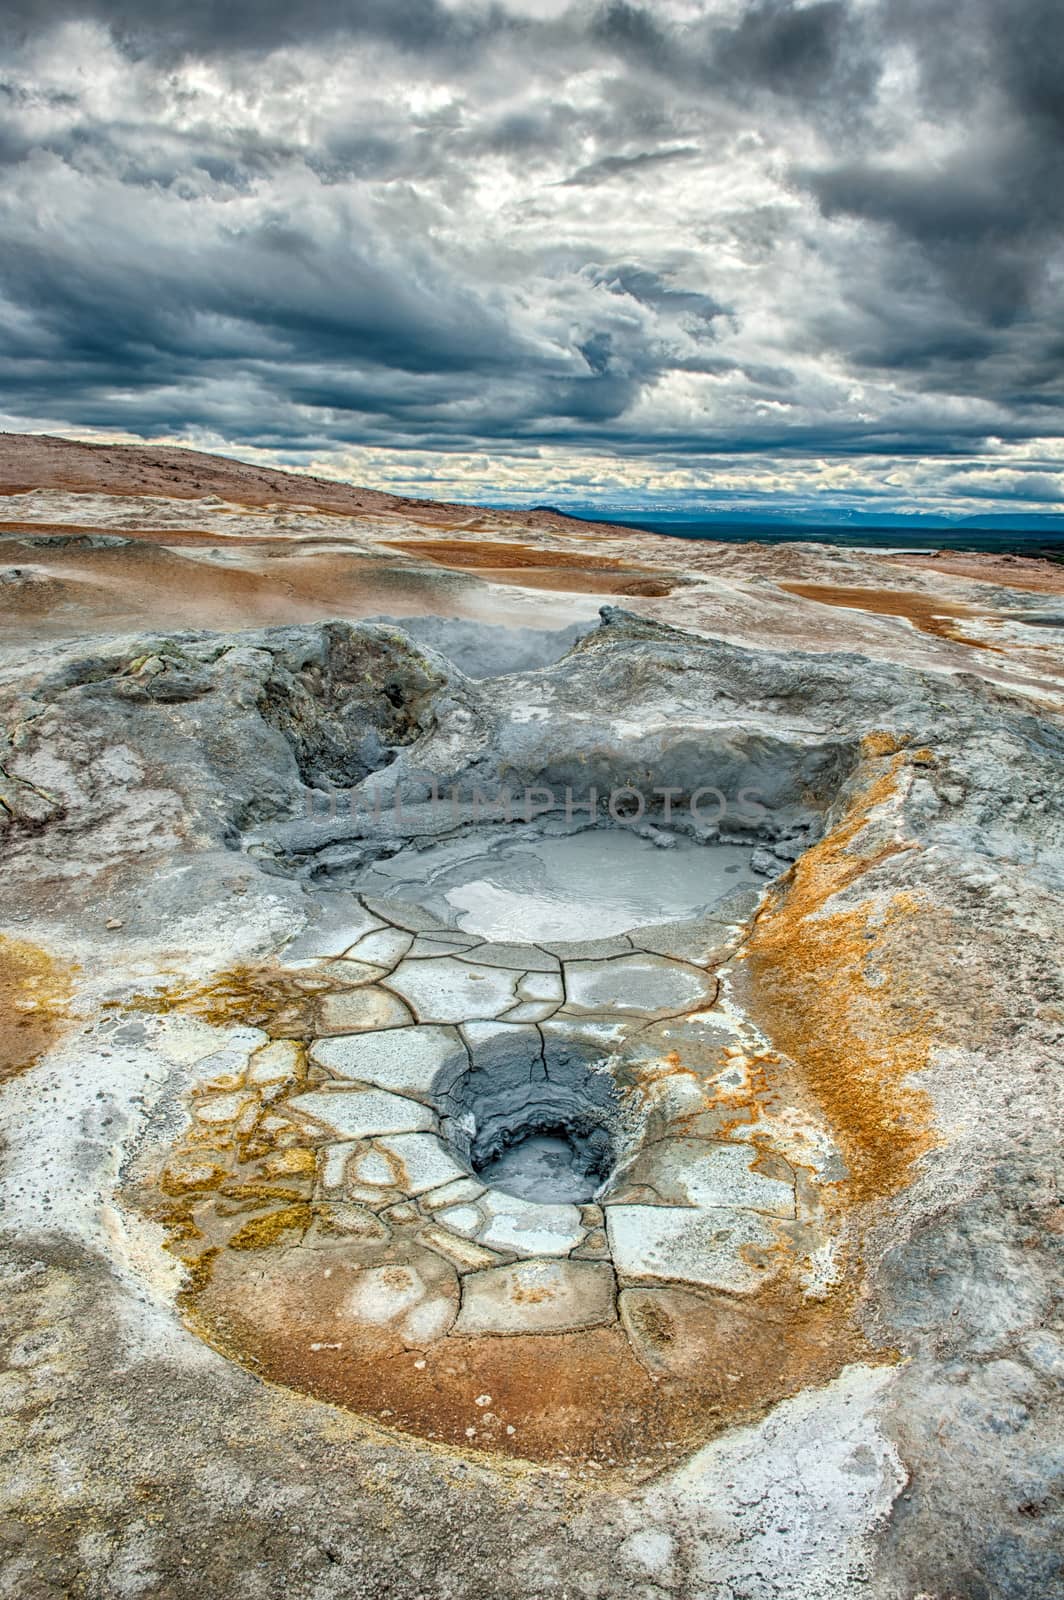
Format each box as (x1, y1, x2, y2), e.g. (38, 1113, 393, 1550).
(1, 0, 1062, 520)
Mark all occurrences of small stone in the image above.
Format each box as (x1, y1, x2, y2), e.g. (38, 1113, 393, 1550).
(105, 917, 123, 929)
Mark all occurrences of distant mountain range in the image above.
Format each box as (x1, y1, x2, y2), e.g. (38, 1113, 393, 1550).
(514, 505, 1064, 556)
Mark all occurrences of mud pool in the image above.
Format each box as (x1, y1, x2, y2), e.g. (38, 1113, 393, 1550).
(476, 1132, 606, 1203)
(353, 826, 760, 941)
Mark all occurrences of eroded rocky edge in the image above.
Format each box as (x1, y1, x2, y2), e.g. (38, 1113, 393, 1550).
(1, 606, 1062, 1598)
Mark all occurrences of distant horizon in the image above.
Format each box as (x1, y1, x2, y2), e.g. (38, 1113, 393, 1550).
(6, 426, 1064, 553)
(489, 505, 1064, 556)
(484, 501, 1064, 534)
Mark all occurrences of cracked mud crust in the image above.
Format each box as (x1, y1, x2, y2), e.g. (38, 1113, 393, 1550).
(124, 880, 881, 1467)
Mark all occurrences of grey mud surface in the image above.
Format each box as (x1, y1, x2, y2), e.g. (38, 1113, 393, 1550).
(346, 825, 761, 942)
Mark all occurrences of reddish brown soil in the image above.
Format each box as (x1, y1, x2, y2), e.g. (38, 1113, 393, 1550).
(385, 538, 675, 596)
(0, 532, 472, 637)
(778, 582, 994, 648)
(0, 432, 635, 537)
(0, 432, 408, 516)
(886, 551, 1064, 594)
(740, 741, 937, 1202)
(187, 1236, 870, 1469)
(384, 538, 634, 569)
(466, 569, 673, 597)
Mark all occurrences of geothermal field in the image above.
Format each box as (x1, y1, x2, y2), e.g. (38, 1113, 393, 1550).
(0, 433, 1061, 1598)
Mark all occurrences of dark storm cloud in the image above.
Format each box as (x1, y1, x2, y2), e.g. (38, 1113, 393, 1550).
(0, 0, 498, 61)
(0, 163, 666, 449)
(712, 0, 850, 92)
(559, 144, 700, 186)
(0, 205, 526, 383)
(0, 0, 1061, 504)
(595, 265, 724, 323)
(3, 0, 879, 109)
(806, 136, 1064, 318)
(885, 0, 1064, 133)
(774, 0, 1064, 438)
(596, 0, 863, 133)
(797, 0, 1064, 320)
(589, 2, 677, 72)
(592, 0, 878, 119)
